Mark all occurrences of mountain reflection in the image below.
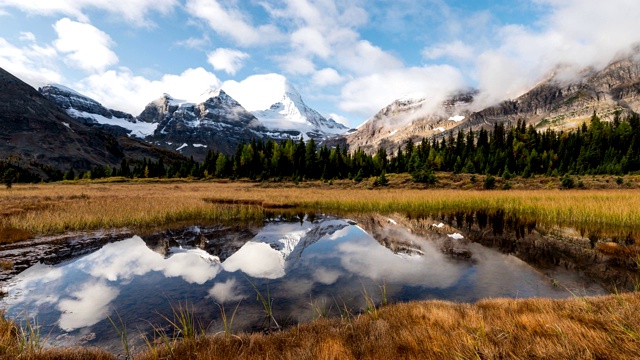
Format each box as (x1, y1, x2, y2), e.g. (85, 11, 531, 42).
(0, 214, 609, 352)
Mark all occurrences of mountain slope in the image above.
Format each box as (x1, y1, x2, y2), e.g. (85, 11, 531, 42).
(0, 67, 185, 179)
(222, 74, 351, 142)
(249, 77, 350, 141)
(140, 89, 300, 159)
(347, 91, 475, 154)
(0, 67, 125, 176)
(347, 53, 640, 154)
(43, 85, 303, 160)
(464, 56, 640, 131)
(40, 84, 157, 138)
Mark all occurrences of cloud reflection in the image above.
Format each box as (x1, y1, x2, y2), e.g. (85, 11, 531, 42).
(208, 278, 246, 304)
(57, 281, 119, 331)
(82, 236, 221, 284)
(336, 227, 463, 288)
(222, 242, 285, 279)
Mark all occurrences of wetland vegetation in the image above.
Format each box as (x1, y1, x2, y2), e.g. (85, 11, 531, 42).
(1, 180, 639, 359)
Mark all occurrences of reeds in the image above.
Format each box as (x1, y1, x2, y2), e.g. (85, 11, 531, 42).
(2, 182, 640, 238)
(246, 278, 280, 331)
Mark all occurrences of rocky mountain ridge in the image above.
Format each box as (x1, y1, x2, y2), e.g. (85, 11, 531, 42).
(41, 78, 352, 160)
(347, 53, 640, 154)
(0, 67, 185, 180)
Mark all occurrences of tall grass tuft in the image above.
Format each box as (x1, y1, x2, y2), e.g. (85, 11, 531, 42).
(107, 310, 133, 359)
(16, 314, 47, 356)
(245, 277, 280, 331)
(217, 302, 241, 338)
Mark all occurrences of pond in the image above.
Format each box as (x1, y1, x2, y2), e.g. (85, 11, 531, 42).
(0, 211, 635, 353)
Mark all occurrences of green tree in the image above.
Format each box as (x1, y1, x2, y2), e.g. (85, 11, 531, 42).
(483, 175, 496, 190)
(3, 168, 16, 189)
(373, 170, 389, 187)
(412, 163, 437, 184)
(63, 168, 75, 181)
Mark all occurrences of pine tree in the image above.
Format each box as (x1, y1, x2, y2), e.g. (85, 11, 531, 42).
(3, 168, 16, 189)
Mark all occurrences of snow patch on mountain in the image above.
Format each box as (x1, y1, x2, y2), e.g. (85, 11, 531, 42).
(67, 108, 157, 137)
(223, 74, 350, 140)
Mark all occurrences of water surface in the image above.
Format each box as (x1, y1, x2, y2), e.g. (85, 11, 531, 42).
(0, 213, 615, 352)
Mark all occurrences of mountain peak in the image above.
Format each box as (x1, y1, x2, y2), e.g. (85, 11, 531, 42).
(221, 73, 349, 140)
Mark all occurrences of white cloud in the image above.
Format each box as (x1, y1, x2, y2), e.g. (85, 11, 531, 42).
(222, 73, 289, 111)
(336, 40, 403, 75)
(328, 113, 350, 127)
(53, 18, 118, 73)
(77, 67, 221, 115)
(221, 242, 285, 279)
(175, 36, 210, 50)
(291, 27, 331, 58)
(208, 278, 247, 304)
(278, 56, 316, 75)
(472, 0, 640, 107)
(18, 31, 36, 42)
(0, 0, 178, 26)
(186, 0, 282, 46)
(340, 65, 466, 116)
(423, 40, 475, 61)
(207, 48, 249, 75)
(312, 68, 343, 87)
(0, 37, 61, 86)
(56, 281, 119, 331)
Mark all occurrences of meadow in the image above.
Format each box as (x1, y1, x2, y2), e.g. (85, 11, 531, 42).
(1, 176, 640, 359)
(1, 175, 640, 240)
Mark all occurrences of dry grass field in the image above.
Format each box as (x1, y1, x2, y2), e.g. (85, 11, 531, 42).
(1, 177, 640, 241)
(1, 177, 640, 359)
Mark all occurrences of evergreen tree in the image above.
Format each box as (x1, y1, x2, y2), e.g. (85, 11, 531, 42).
(3, 168, 16, 189)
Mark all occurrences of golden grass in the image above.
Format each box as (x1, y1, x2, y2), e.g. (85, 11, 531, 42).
(140, 293, 640, 359)
(0, 183, 264, 239)
(3, 294, 640, 359)
(0, 227, 33, 244)
(2, 181, 640, 239)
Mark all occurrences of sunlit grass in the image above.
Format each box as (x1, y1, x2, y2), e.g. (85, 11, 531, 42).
(1, 181, 640, 241)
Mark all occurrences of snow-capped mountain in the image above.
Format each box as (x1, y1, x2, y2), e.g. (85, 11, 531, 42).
(223, 74, 351, 142)
(40, 84, 157, 138)
(41, 86, 301, 160)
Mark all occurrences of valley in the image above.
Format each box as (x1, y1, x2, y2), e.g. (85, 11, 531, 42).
(1, 19, 640, 360)
(1, 181, 639, 358)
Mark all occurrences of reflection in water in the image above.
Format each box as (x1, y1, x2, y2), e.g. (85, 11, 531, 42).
(0, 214, 620, 352)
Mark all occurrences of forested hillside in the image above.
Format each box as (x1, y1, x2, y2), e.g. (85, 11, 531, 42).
(3, 112, 639, 185)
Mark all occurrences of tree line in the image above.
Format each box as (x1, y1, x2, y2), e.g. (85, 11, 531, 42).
(3, 111, 640, 187)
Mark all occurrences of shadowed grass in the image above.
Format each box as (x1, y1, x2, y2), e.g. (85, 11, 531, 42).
(131, 293, 640, 360)
(2, 293, 640, 359)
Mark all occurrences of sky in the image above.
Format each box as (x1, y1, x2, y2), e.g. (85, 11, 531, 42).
(0, 0, 639, 127)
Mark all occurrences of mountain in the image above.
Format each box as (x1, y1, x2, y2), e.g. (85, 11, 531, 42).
(347, 52, 640, 154)
(246, 76, 351, 141)
(462, 56, 640, 131)
(347, 91, 475, 154)
(0, 67, 123, 178)
(41, 84, 312, 160)
(0, 67, 185, 180)
(139, 89, 300, 159)
(40, 84, 156, 138)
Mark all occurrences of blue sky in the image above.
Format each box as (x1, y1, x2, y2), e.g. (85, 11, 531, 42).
(0, 0, 639, 127)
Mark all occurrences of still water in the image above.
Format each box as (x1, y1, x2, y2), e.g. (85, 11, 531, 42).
(0, 213, 610, 352)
